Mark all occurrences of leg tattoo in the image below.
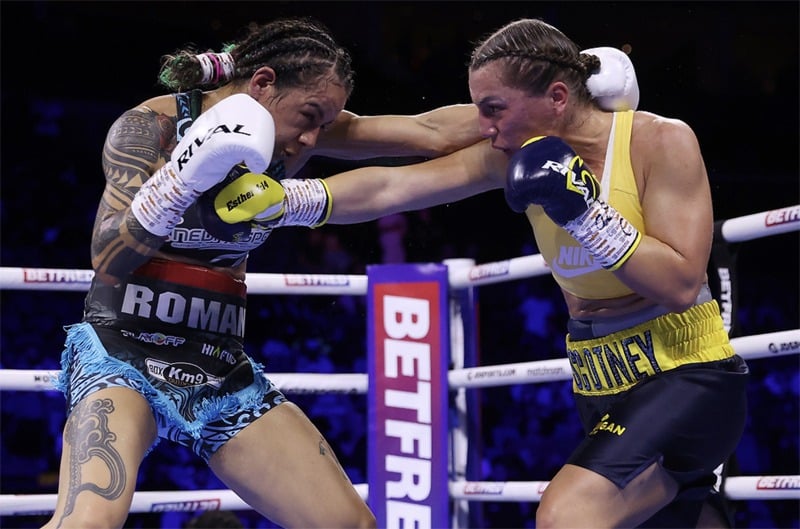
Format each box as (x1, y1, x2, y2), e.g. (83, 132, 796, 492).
(319, 436, 350, 482)
(58, 398, 127, 524)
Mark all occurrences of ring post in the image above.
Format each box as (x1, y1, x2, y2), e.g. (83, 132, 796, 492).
(367, 263, 451, 528)
(443, 258, 484, 529)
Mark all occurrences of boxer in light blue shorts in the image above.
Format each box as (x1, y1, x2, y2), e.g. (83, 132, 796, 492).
(57, 258, 286, 462)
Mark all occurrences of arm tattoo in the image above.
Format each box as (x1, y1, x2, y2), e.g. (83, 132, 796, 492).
(58, 398, 126, 525)
(92, 109, 177, 281)
(102, 109, 173, 192)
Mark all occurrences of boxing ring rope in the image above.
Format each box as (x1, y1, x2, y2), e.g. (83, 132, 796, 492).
(1, 205, 796, 294)
(0, 205, 798, 519)
(2, 474, 798, 517)
(1, 204, 797, 395)
(1, 329, 797, 394)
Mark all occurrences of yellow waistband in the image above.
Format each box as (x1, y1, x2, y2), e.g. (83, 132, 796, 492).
(566, 300, 734, 396)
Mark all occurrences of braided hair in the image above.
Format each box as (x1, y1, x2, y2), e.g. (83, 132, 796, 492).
(158, 17, 355, 97)
(469, 19, 599, 103)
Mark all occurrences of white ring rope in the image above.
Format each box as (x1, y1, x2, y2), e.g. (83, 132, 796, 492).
(0, 268, 369, 295)
(0, 205, 797, 518)
(0, 370, 369, 393)
(1, 205, 796, 293)
(448, 476, 800, 502)
(449, 329, 798, 388)
(720, 204, 799, 243)
(1, 330, 796, 393)
(1, 475, 797, 516)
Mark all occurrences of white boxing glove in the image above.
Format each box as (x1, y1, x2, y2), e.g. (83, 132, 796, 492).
(172, 93, 274, 191)
(131, 93, 275, 236)
(583, 47, 640, 112)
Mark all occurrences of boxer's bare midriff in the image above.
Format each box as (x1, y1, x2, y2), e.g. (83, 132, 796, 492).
(564, 290, 658, 320)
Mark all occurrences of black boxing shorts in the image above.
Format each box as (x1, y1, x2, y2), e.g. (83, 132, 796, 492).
(564, 299, 749, 527)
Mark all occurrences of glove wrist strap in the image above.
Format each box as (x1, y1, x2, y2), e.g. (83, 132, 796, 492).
(565, 200, 642, 270)
(267, 178, 332, 228)
(131, 161, 201, 237)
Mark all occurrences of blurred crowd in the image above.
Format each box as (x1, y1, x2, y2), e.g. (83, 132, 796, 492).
(1, 2, 798, 528)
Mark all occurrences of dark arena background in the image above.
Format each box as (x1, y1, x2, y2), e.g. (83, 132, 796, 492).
(1, 2, 797, 528)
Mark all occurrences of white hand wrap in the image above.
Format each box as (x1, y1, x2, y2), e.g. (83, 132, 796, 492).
(130, 162, 201, 237)
(258, 178, 332, 228)
(564, 200, 642, 271)
(583, 47, 640, 111)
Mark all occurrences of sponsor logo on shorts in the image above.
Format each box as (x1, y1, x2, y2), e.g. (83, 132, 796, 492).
(568, 329, 661, 393)
(121, 330, 186, 346)
(589, 413, 627, 436)
(145, 358, 223, 388)
(120, 283, 245, 337)
(201, 343, 237, 364)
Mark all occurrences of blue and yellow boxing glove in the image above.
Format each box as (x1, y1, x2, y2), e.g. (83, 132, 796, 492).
(505, 136, 641, 270)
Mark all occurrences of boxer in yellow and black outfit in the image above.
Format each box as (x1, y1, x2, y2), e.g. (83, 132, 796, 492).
(511, 123, 748, 515)
(495, 22, 750, 525)
(506, 117, 747, 528)
(311, 17, 749, 529)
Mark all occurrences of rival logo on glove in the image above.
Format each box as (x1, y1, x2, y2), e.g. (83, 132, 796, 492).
(174, 124, 253, 172)
(540, 157, 599, 207)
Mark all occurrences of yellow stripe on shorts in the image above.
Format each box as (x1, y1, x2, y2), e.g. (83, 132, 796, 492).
(566, 300, 734, 396)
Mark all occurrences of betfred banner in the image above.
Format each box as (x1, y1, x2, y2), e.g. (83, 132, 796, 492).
(367, 264, 450, 529)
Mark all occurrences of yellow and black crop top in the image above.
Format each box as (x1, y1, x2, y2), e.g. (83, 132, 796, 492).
(525, 110, 644, 300)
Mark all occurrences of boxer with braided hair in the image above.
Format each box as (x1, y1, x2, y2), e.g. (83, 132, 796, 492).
(308, 18, 746, 528)
(156, 18, 483, 176)
(158, 18, 351, 92)
(45, 16, 494, 529)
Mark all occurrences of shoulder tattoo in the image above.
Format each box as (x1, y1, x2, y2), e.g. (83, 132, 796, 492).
(102, 108, 177, 198)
